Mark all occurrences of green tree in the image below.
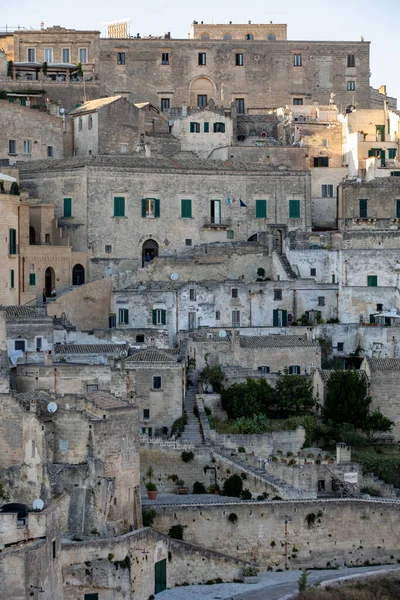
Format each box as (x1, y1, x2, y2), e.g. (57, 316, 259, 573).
(323, 369, 370, 429)
(198, 364, 225, 393)
(221, 378, 276, 419)
(274, 370, 315, 418)
(363, 410, 394, 439)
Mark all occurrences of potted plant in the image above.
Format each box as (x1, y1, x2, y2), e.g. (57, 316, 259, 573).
(175, 479, 189, 495)
(144, 466, 158, 500)
(242, 566, 260, 584)
(208, 483, 220, 495)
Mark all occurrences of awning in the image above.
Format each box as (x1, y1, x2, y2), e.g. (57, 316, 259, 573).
(0, 173, 17, 183)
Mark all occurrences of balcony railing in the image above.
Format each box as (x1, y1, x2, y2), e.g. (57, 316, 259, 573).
(203, 217, 232, 229)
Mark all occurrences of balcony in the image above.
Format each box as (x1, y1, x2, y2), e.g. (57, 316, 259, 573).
(203, 217, 232, 229)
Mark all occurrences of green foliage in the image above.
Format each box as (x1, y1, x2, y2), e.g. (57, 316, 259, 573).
(222, 474, 243, 497)
(274, 370, 315, 418)
(171, 411, 188, 437)
(0, 482, 10, 502)
(236, 414, 270, 434)
(324, 370, 370, 428)
(243, 566, 259, 577)
(108, 553, 115, 562)
(168, 524, 185, 540)
(305, 513, 316, 528)
(240, 489, 252, 500)
(298, 569, 309, 592)
(181, 450, 194, 463)
(198, 364, 225, 393)
(192, 481, 206, 494)
(228, 512, 238, 523)
(77, 62, 84, 77)
(144, 466, 157, 491)
(315, 421, 367, 447)
(7, 61, 13, 78)
(283, 415, 318, 447)
(238, 446, 246, 453)
(221, 378, 276, 419)
(142, 508, 157, 527)
(356, 454, 400, 488)
(363, 410, 394, 438)
(114, 556, 131, 570)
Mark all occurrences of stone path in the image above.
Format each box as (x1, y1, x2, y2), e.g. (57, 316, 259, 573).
(142, 493, 250, 506)
(156, 565, 400, 600)
(180, 372, 204, 446)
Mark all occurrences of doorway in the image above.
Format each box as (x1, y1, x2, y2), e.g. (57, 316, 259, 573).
(155, 558, 167, 594)
(142, 239, 159, 267)
(29, 226, 36, 245)
(210, 200, 221, 224)
(72, 264, 85, 285)
(45, 267, 55, 297)
(273, 229, 283, 254)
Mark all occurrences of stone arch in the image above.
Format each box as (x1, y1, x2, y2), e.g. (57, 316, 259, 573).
(245, 33, 254, 40)
(200, 33, 211, 40)
(223, 33, 232, 40)
(44, 266, 55, 297)
(72, 263, 85, 286)
(267, 33, 276, 41)
(248, 233, 258, 242)
(189, 76, 216, 107)
(142, 239, 159, 267)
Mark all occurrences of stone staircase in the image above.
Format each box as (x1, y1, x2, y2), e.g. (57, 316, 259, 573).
(180, 372, 204, 446)
(276, 252, 298, 279)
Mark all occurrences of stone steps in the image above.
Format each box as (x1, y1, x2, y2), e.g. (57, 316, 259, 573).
(180, 372, 204, 445)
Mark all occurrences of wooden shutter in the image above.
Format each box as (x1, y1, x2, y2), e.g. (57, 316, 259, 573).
(154, 199, 160, 218)
(152, 309, 157, 325)
(255, 200, 267, 218)
(273, 309, 279, 327)
(9, 228, 16, 254)
(289, 200, 300, 219)
(29, 273, 36, 286)
(161, 310, 166, 325)
(282, 310, 288, 327)
(114, 197, 125, 217)
(204, 122, 209, 133)
(181, 199, 192, 218)
(63, 197, 72, 217)
(142, 198, 147, 217)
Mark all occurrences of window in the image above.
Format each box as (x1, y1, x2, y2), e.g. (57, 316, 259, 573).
(152, 376, 162, 390)
(10, 270, 15, 289)
(314, 157, 329, 167)
(198, 52, 206, 65)
(114, 196, 125, 217)
(105, 244, 112, 253)
(293, 54, 302, 66)
(15, 340, 25, 351)
(8, 140, 16, 155)
(190, 122, 200, 133)
(35, 337, 42, 350)
(258, 366, 270, 373)
(189, 288, 196, 301)
(310, 268, 316, 276)
(117, 52, 126, 65)
(391, 171, 400, 177)
(79, 48, 88, 64)
(84, 593, 99, 600)
(396, 200, 400, 219)
(289, 199, 300, 219)
(347, 80, 356, 91)
(47, 146, 53, 158)
(273, 309, 288, 327)
(188, 311, 196, 330)
(197, 95, 207, 107)
(236, 98, 245, 114)
(223, 33, 232, 40)
(322, 139, 328, 147)
(78, 116, 83, 132)
(88, 115, 92, 130)
(347, 54, 355, 67)
(337, 342, 344, 352)
(27, 48, 36, 62)
(63, 197, 72, 218)
(289, 365, 301, 375)
(23, 140, 31, 155)
(143, 409, 150, 419)
(213, 122, 225, 133)
(87, 384, 98, 393)
(109, 314, 116, 328)
(210, 199, 221, 224)
(181, 199, 192, 218)
(232, 310, 240, 327)
(274, 289, 282, 301)
(245, 33, 254, 40)
(216, 310, 220, 320)
(321, 185, 334, 198)
(367, 275, 378, 287)
(267, 33, 276, 41)
(318, 296, 325, 306)
(62, 48, 70, 63)
(152, 309, 166, 325)
(293, 98, 303, 105)
(161, 98, 170, 112)
(31, 440, 36, 458)
(359, 199, 368, 218)
(161, 52, 169, 65)
(44, 48, 53, 63)
(119, 308, 129, 324)
(235, 53, 244, 66)
(120, 144, 127, 153)
(227, 229, 234, 239)
(376, 303, 383, 312)
(9, 228, 16, 254)
(29, 273, 36, 286)
(60, 439, 68, 452)
(142, 198, 160, 218)
(45, 234, 50, 243)
(332, 274, 336, 283)
(231, 288, 238, 298)
(389, 148, 397, 159)
(52, 540, 56, 560)
(255, 199, 267, 218)
(203, 122, 209, 133)
(185, 238, 192, 246)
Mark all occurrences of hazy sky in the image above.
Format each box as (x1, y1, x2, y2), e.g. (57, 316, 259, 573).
(4, 0, 400, 104)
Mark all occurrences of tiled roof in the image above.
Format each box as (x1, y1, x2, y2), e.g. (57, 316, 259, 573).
(69, 95, 122, 115)
(126, 348, 180, 363)
(318, 369, 334, 381)
(189, 331, 231, 342)
(239, 335, 316, 348)
(3, 306, 46, 319)
(54, 343, 127, 355)
(86, 391, 128, 409)
(343, 178, 400, 189)
(18, 155, 283, 174)
(367, 358, 400, 371)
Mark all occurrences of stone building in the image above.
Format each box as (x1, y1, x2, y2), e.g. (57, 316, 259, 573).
(188, 22, 288, 41)
(361, 357, 400, 441)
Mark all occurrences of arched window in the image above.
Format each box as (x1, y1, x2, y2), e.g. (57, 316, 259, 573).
(223, 33, 232, 40)
(245, 33, 254, 40)
(267, 33, 276, 41)
(72, 264, 85, 286)
(45, 267, 55, 297)
(142, 239, 159, 267)
(200, 33, 210, 40)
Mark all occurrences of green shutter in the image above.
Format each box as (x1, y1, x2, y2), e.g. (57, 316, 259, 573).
(154, 199, 160, 218)
(114, 197, 125, 217)
(389, 148, 397, 159)
(152, 309, 157, 325)
(181, 199, 192, 218)
(289, 200, 300, 219)
(255, 199, 267, 218)
(273, 309, 279, 327)
(161, 309, 166, 325)
(63, 197, 72, 217)
(142, 198, 147, 218)
(282, 310, 288, 327)
(370, 314, 376, 324)
(368, 149, 374, 158)
(155, 559, 167, 594)
(396, 200, 400, 219)
(29, 273, 36, 286)
(367, 275, 378, 287)
(124, 309, 129, 324)
(9, 228, 16, 254)
(10, 269, 14, 289)
(204, 122, 209, 133)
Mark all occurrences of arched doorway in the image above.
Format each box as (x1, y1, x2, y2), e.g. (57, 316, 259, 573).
(248, 234, 258, 242)
(72, 264, 85, 286)
(142, 239, 159, 267)
(273, 230, 283, 254)
(29, 226, 36, 245)
(189, 77, 216, 107)
(45, 267, 55, 297)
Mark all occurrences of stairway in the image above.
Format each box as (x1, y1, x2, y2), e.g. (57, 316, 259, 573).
(276, 252, 298, 279)
(180, 372, 204, 446)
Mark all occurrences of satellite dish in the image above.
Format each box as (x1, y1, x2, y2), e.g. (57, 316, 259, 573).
(219, 329, 227, 338)
(59, 107, 65, 114)
(170, 272, 179, 281)
(33, 498, 44, 511)
(119, 349, 128, 359)
(47, 401, 58, 413)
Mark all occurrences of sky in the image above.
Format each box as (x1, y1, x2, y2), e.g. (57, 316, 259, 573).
(4, 0, 400, 104)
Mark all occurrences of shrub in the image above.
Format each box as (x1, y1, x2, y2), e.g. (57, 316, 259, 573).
(168, 524, 185, 540)
(238, 446, 246, 453)
(228, 512, 238, 523)
(241, 489, 252, 500)
(198, 364, 225, 393)
(222, 474, 243, 497)
(298, 569, 309, 592)
(243, 566, 259, 577)
(181, 450, 194, 463)
(305, 513, 316, 528)
(192, 481, 206, 494)
(142, 508, 157, 527)
(171, 412, 188, 437)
